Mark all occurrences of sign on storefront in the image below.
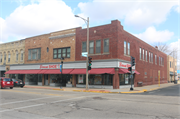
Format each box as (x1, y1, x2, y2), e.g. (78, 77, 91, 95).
(119, 62, 135, 69)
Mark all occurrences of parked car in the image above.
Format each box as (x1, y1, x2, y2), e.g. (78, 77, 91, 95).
(12, 79, 25, 88)
(0, 77, 14, 89)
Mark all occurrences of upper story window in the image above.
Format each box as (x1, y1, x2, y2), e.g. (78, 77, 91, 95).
(155, 55, 157, 64)
(146, 50, 147, 61)
(82, 42, 87, 52)
(128, 42, 130, 55)
(143, 49, 144, 60)
(28, 48, 41, 60)
(53, 47, 70, 59)
(124, 41, 126, 55)
(16, 51, 18, 61)
(162, 57, 164, 66)
(4, 52, 6, 62)
(21, 50, 23, 61)
(139, 48, 141, 59)
(96, 40, 101, 54)
(103, 39, 109, 53)
(170, 61, 171, 68)
(151, 53, 153, 63)
(8, 52, 10, 62)
(0, 53, 2, 63)
(159, 56, 161, 65)
(89, 41, 94, 54)
(161, 57, 162, 66)
(149, 52, 150, 62)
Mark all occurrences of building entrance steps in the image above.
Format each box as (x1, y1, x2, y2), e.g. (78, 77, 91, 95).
(23, 83, 177, 94)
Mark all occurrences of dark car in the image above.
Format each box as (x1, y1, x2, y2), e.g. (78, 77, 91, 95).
(12, 79, 25, 88)
(0, 77, 14, 89)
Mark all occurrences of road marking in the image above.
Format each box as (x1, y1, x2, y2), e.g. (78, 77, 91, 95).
(1, 90, 62, 97)
(0, 97, 56, 106)
(0, 95, 98, 113)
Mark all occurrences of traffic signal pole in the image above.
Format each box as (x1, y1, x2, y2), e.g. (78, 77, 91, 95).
(130, 56, 135, 90)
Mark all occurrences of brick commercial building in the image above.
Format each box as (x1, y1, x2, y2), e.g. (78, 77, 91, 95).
(5, 20, 167, 89)
(74, 20, 167, 88)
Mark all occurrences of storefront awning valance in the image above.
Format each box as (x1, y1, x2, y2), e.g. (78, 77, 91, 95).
(43, 69, 73, 74)
(5, 70, 22, 74)
(70, 69, 86, 74)
(70, 68, 115, 74)
(21, 70, 42, 74)
(89, 68, 115, 74)
(38, 70, 49, 74)
(118, 69, 140, 75)
(119, 69, 130, 74)
(5, 70, 43, 74)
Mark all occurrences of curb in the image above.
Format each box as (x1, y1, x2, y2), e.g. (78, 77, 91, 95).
(23, 85, 171, 94)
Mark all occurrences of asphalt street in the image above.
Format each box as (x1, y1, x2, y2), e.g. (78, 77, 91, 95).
(0, 85, 179, 119)
(134, 84, 180, 96)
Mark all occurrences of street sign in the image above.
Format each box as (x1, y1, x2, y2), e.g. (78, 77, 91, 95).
(60, 64, 62, 72)
(82, 52, 88, 57)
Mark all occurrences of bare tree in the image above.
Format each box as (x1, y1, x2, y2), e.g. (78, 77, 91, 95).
(153, 42, 179, 82)
(153, 42, 171, 54)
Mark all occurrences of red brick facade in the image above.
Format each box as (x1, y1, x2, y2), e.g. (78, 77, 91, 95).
(75, 20, 167, 87)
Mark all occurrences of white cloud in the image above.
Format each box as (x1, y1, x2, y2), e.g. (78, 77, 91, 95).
(134, 26, 174, 43)
(169, 39, 180, 66)
(78, 0, 178, 28)
(0, 0, 83, 42)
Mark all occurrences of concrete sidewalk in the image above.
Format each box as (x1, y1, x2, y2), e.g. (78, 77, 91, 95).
(23, 83, 178, 94)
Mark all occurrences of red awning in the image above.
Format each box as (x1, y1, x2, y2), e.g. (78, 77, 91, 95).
(133, 70, 140, 75)
(5, 70, 42, 74)
(119, 69, 130, 74)
(89, 68, 115, 74)
(70, 68, 115, 74)
(5, 70, 22, 74)
(119, 68, 140, 74)
(38, 70, 49, 74)
(44, 69, 73, 74)
(70, 69, 86, 74)
(21, 70, 42, 74)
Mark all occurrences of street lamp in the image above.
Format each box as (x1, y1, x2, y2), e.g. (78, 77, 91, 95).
(75, 15, 89, 90)
(60, 57, 64, 89)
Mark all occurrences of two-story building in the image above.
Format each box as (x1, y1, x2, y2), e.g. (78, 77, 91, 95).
(0, 40, 25, 79)
(5, 20, 167, 89)
(167, 55, 177, 82)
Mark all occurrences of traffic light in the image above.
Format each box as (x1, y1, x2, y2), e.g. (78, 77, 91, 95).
(131, 56, 135, 66)
(128, 67, 132, 72)
(88, 57, 92, 70)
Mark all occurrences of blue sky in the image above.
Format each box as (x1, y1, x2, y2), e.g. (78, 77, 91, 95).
(0, 0, 179, 53)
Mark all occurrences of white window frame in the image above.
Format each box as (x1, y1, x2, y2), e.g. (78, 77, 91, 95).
(139, 48, 141, 59)
(146, 50, 147, 61)
(149, 52, 151, 62)
(124, 41, 126, 55)
(143, 49, 144, 60)
(16, 51, 18, 61)
(21, 51, 23, 61)
(128, 42, 130, 55)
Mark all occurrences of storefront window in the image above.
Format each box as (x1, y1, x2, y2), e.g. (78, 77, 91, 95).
(119, 74, 134, 85)
(76, 74, 113, 85)
(38, 74, 42, 82)
(77, 74, 86, 84)
(103, 74, 113, 85)
(50, 74, 71, 86)
(25, 74, 38, 84)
